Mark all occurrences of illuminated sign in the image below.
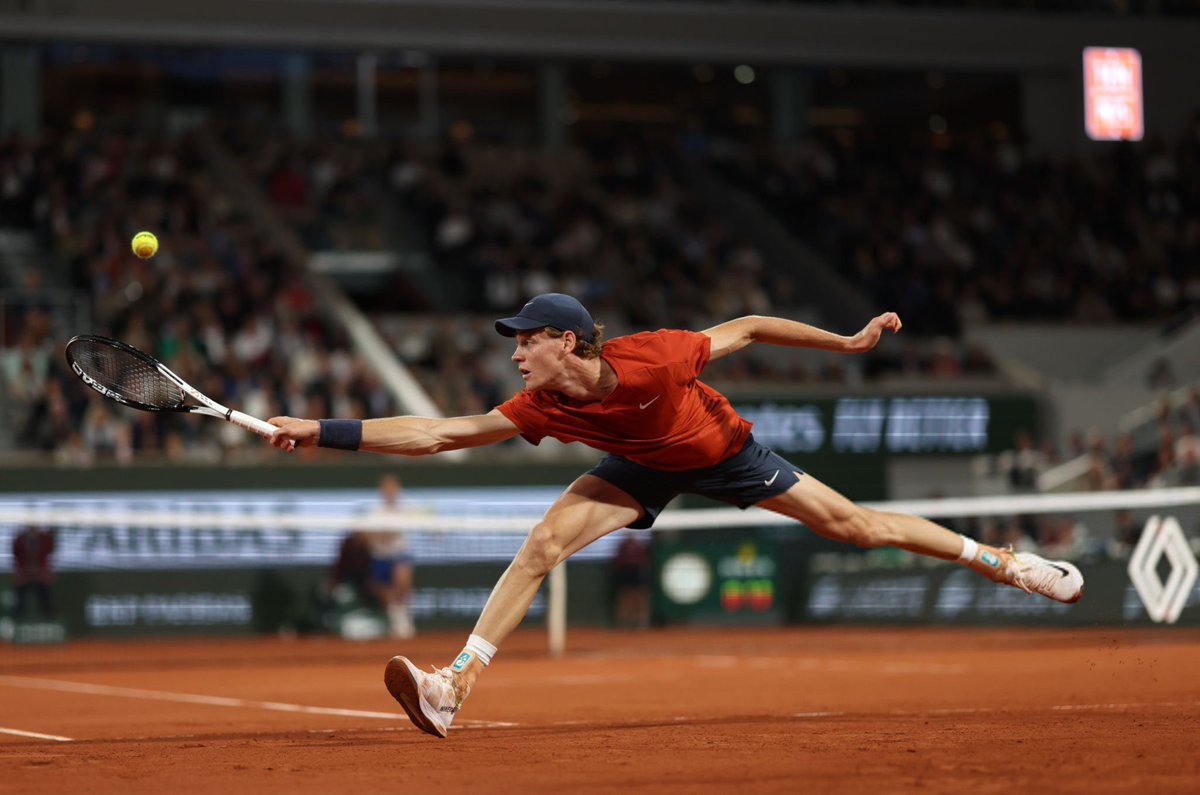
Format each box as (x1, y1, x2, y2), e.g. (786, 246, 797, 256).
(738, 397, 995, 455)
(1083, 47, 1144, 142)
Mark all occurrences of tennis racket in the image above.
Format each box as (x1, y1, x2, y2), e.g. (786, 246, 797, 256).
(64, 334, 290, 447)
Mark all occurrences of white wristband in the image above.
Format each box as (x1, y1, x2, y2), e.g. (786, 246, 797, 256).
(957, 535, 979, 564)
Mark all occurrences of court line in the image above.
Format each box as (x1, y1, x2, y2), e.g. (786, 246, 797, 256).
(0, 675, 509, 728)
(587, 652, 971, 675)
(0, 726, 74, 742)
(792, 700, 1200, 719)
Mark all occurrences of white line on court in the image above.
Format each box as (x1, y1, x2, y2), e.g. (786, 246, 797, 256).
(792, 700, 1200, 719)
(0, 675, 504, 728)
(0, 726, 74, 742)
(584, 651, 971, 676)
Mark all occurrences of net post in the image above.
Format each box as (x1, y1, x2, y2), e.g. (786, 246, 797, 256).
(548, 561, 566, 658)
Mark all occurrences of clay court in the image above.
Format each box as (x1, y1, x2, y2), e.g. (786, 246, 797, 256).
(2, 626, 1198, 793)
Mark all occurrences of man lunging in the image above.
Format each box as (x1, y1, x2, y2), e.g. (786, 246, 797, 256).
(268, 293, 1083, 738)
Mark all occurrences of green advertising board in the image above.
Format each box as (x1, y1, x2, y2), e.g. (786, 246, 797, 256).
(654, 530, 784, 625)
(0, 561, 614, 640)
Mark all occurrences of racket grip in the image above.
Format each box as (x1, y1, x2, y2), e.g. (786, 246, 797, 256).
(229, 410, 295, 450)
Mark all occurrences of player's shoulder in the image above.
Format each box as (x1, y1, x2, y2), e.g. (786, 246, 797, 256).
(608, 328, 698, 352)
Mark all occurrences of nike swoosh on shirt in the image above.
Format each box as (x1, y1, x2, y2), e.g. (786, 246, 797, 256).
(764, 470, 780, 486)
(639, 396, 661, 410)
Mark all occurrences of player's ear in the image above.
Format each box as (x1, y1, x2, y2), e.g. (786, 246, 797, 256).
(562, 330, 577, 353)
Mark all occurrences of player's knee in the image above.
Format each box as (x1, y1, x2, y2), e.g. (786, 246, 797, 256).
(516, 521, 563, 577)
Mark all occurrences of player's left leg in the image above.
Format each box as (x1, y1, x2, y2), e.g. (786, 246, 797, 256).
(757, 473, 1084, 603)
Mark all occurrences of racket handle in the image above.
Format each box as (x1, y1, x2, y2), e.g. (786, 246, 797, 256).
(229, 410, 295, 450)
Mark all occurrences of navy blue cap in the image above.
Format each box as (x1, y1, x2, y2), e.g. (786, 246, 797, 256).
(495, 293, 595, 340)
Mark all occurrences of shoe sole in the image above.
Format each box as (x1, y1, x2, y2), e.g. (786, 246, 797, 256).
(384, 656, 448, 739)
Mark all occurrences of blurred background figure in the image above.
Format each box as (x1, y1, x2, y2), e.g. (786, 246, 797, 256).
(611, 534, 650, 630)
(361, 473, 415, 639)
(11, 524, 55, 620)
(1111, 509, 1142, 558)
(998, 430, 1046, 493)
(326, 528, 380, 614)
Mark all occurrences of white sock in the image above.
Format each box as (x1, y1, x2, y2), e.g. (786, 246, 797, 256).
(451, 633, 497, 673)
(957, 535, 979, 565)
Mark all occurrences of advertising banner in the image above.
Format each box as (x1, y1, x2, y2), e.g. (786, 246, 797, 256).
(800, 560, 1200, 627)
(655, 531, 784, 625)
(0, 561, 613, 640)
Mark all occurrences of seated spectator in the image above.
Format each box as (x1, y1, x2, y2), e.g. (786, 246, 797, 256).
(11, 525, 55, 620)
(1173, 422, 1200, 485)
(1, 311, 52, 446)
(611, 535, 651, 630)
(327, 530, 380, 612)
(997, 430, 1045, 493)
(1112, 509, 1142, 557)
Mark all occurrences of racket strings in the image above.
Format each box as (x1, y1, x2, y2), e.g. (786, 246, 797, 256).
(70, 341, 185, 410)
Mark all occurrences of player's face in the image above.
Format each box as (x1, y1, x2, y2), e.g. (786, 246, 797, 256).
(511, 329, 569, 391)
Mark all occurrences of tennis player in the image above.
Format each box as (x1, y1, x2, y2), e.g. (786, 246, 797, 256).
(268, 293, 1084, 738)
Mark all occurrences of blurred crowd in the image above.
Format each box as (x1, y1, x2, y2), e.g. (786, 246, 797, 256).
(2, 116, 1196, 466)
(995, 387, 1200, 497)
(712, 116, 1200, 329)
(966, 389, 1200, 560)
(224, 126, 1001, 406)
(0, 130, 395, 464)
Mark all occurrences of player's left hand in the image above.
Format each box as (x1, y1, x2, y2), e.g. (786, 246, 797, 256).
(847, 312, 902, 353)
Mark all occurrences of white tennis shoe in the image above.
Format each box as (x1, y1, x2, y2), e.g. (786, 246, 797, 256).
(1004, 552, 1084, 603)
(384, 656, 461, 738)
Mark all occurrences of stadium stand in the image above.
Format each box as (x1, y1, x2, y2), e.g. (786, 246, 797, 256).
(0, 129, 395, 461)
(708, 117, 1200, 325)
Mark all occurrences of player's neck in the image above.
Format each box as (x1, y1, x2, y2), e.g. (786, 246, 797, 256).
(551, 356, 614, 404)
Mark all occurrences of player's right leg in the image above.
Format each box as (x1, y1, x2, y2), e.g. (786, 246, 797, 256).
(385, 474, 643, 738)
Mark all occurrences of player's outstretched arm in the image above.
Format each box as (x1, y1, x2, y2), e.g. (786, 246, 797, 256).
(702, 312, 902, 361)
(268, 410, 521, 455)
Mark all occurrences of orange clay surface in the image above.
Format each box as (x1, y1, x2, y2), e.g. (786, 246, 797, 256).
(2, 627, 1198, 794)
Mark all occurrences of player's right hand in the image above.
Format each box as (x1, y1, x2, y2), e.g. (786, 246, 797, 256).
(268, 417, 320, 451)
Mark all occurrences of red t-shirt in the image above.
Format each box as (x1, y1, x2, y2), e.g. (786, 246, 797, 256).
(496, 330, 751, 471)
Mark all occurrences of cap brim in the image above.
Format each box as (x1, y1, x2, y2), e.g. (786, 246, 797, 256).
(495, 317, 549, 337)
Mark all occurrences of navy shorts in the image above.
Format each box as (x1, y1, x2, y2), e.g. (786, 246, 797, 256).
(586, 435, 804, 529)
